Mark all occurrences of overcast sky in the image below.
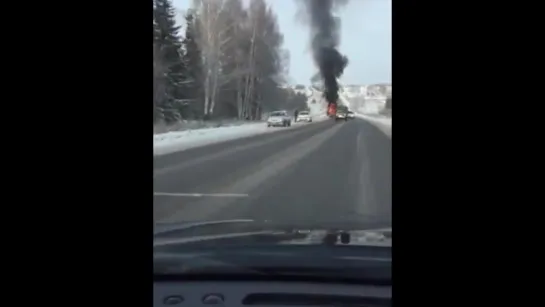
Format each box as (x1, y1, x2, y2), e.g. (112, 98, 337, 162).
(172, 0, 391, 85)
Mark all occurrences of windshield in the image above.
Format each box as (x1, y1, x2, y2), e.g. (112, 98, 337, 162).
(153, 0, 391, 276)
(269, 111, 286, 117)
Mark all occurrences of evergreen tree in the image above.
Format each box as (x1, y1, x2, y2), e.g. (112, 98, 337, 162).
(181, 11, 204, 119)
(153, 0, 186, 123)
(153, 4, 165, 123)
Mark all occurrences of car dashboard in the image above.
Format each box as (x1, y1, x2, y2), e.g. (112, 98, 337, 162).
(153, 225, 392, 306)
(154, 280, 391, 307)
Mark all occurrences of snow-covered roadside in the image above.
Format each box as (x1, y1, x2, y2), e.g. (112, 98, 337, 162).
(154, 114, 328, 156)
(356, 114, 391, 138)
(154, 90, 330, 156)
(153, 119, 261, 135)
(155, 122, 269, 156)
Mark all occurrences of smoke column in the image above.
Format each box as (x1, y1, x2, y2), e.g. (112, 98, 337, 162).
(298, 0, 348, 105)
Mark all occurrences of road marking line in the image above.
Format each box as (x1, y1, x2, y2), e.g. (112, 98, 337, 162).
(153, 192, 249, 197)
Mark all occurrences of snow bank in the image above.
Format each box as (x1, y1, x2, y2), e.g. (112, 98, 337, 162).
(155, 122, 271, 156)
(356, 114, 391, 138)
(154, 119, 263, 135)
(154, 93, 329, 156)
(154, 120, 328, 156)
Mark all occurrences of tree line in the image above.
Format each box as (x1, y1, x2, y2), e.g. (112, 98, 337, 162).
(153, 0, 309, 124)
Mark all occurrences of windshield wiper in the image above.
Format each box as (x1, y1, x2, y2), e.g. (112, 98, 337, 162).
(154, 219, 255, 236)
(155, 265, 391, 285)
(155, 248, 391, 285)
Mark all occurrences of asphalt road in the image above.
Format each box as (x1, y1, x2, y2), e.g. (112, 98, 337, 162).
(153, 118, 391, 229)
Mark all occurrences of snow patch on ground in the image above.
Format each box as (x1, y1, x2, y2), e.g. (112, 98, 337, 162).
(359, 99, 385, 114)
(154, 95, 328, 156)
(356, 114, 391, 138)
(155, 122, 272, 156)
(154, 119, 262, 135)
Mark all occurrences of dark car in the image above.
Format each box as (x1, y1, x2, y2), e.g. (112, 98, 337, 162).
(335, 105, 349, 121)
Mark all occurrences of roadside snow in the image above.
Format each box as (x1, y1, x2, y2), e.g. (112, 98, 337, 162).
(356, 114, 391, 138)
(155, 122, 271, 156)
(154, 115, 328, 156)
(153, 119, 259, 135)
(154, 92, 330, 156)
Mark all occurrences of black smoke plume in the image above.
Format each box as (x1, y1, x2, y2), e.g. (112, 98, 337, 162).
(298, 0, 348, 105)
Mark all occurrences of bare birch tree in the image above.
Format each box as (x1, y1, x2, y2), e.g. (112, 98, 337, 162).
(245, 0, 285, 119)
(181, 0, 302, 120)
(192, 0, 233, 117)
(217, 0, 249, 119)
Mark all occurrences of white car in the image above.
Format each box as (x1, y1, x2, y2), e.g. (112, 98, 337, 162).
(347, 111, 355, 119)
(335, 106, 349, 121)
(296, 111, 312, 122)
(335, 112, 347, 120)
(267, 110, 291, 127)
